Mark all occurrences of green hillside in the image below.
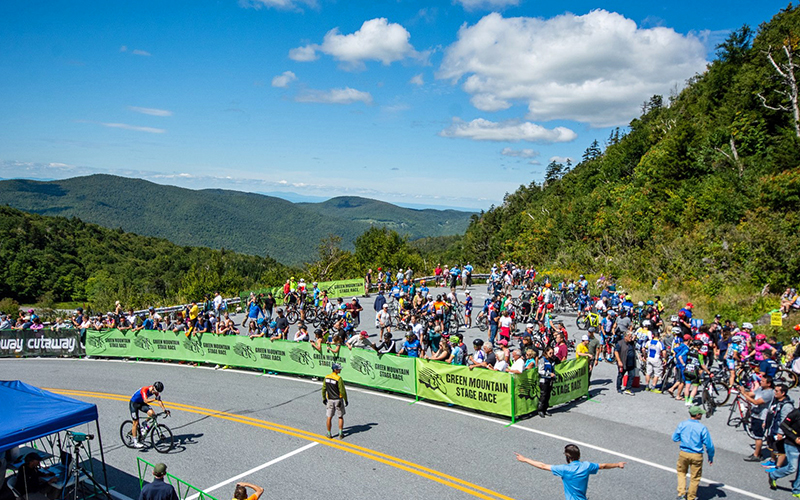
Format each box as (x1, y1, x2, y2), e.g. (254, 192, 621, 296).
(0, 175, 473, 265)
(300, 196, 473, 236)
(0, 205, 289, 311)
(457, 5, 800, 291)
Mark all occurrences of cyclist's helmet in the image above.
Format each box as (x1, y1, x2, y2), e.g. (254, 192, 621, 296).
(638, 301, 644, 307)
(671, 326, 681, 334)
(691, 340, 703, 347)
(795, 324, 800, 332)
(670, 315, 679, 322)
(646, 300, 654, 306)
(642, 320, 651, 327)
(153, 381, 164, 393)
(421, 280, 426, 285)
(436, 294, 443, 301)
(314, 329, 323, 335)
(756, 334, 767, 341)
(473, 339, 484, 347)
(731, 335, 743, 343)
(579, 274, 585, 279)
(742, 322, 754, 330)
(339, 304, 346, 310)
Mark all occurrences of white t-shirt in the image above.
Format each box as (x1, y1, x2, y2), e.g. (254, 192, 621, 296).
(214, 295, 223, 309)
(378, 311, 391, 326)
(646, 339, 664, 360)
(412, 323, 424, 337)
(494, 359, 509, 372)
(510, 357, 525, 372)
(499, 317, 513, 329)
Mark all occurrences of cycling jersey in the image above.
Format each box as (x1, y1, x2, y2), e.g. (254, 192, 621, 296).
(684, 351, 704, 379)
(647, 339, 664, 360)
(753, 342, 771, 362)
(450, 345, 466, 365)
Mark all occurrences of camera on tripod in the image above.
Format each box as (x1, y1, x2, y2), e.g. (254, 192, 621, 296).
(66, 431, 94, 443)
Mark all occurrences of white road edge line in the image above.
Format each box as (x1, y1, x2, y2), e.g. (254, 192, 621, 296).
(57, 358, 771, 499)
(186, 442, 318, 500)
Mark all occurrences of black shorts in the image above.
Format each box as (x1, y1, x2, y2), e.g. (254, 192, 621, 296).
(750, 418, 765, 439)
(129, 400, 151, 421)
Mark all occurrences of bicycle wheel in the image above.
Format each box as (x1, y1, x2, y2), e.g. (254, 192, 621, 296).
(576, 316, 587, 330)
(726, 398, 742, 428)
(304, 307, 316, 323)
(119, 420, 137, 448)
(775, 368, 799, 389)
(151, 424, 174, 453)
(477, 317, 487, 332)
(704, 380, 730, 407)
(286, 310, 298, 325)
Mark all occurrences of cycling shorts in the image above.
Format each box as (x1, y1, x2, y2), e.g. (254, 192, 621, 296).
(726, 358, 736, 370)
(129, 401, 151, 420)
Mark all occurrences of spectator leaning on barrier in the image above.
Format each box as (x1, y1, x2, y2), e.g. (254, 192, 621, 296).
(514, 445, 625, 500)
(672, 406, 714, 500)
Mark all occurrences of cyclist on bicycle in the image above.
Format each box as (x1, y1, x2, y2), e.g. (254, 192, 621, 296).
(129, 381, 169, 448)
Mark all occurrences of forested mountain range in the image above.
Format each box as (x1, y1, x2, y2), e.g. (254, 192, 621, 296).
(0, 175, 473, 265)
(0, 205, 288, 310)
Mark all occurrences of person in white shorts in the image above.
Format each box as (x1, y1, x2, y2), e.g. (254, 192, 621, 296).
(645, 330, 665, 393)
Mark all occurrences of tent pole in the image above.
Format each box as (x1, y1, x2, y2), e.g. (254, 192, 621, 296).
(95, 419, 111, 497)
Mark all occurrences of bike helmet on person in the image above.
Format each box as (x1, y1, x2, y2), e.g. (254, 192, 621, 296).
(742, 322, 754, 330)
(731, 335, 743, 343)
(436, 294, 442, 301)
(473, 339, 484, 348)
(646, 300, 654, 306)
(671, 326, 681, 335)
(691, 340, 703, 347)
(579, 275, 585, 279)
(153, 381, 164, 393)
(638, 301, 644, 307)
(642, 320, 651, 327)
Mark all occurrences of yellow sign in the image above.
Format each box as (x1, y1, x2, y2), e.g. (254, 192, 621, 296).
(771, 312, 783, 327)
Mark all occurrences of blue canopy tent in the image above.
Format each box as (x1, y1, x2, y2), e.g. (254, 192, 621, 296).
(0, 381, 110, 498)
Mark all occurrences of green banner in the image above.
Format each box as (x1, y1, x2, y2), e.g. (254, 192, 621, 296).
(415, 359, 513, 417)
(240, 278, 365, 303)
(513, 357, 589, 417)
(85, 329, 415, 395)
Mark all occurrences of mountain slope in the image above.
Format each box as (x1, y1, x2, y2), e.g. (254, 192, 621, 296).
(457, 6, 800, 289)
(0, 175, 473, 265)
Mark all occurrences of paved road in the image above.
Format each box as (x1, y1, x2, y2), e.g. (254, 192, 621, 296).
(1, 280, 786, 500)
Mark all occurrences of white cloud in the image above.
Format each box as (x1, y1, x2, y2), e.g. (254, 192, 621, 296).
(289, 18, 421, 70)
(271, 71, 298, 88)
(131, 49, 151, 56)
(128, 106, 172, 117)
(439, 118, 576, 143)
(501, 147, 539, 158)
(549, 156, 573, 163)
(101, 123, 165, 134)
(289, 45, 319, 62)
(382, 103, 410, 113)
(455, 0, 520, 11)
(119, 46, 127, 52)
(295, 87, 373, 105)
(240, 0, 317, 10)
(528, 160, 541, 165)
(409, 74, 424, 86)
(438, 10, 707, 127)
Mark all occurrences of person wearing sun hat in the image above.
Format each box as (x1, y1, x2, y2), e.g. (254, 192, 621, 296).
(672, 406, 714, 500)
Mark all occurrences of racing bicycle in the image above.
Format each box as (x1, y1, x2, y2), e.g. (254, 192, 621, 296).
(120, 411, 174, 453)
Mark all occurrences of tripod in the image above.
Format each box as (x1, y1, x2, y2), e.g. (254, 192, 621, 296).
(60, 436, 112, 500)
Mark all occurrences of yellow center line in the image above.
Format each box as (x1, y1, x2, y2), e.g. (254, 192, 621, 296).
(49, 388, 516, 500)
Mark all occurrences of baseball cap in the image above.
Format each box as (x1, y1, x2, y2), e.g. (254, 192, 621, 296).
(526, 323, 534, 329)
(683, 334, 692, 341)
(360, 330, 368, 337)
(686, 303, 694, 308)
(382, 304, 388, 309)
(153, 463, 168, 476)
(465, 290, 470, 295)
(498, 339, 508, 346)
(688, 406, 706, 416)
(331, 363, 342, 371)
(756, 334, 767, 340)
(581, 335, 589, 341)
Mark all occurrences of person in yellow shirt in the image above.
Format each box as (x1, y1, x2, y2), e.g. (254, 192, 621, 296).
(232, 482, 263, 500)
(322, 363, 348, 439)
(186, 301, 200, 338)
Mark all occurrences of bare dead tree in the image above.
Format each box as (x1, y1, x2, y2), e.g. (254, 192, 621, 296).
(715, 136, 743, 177)
(758, 42, 800, 138)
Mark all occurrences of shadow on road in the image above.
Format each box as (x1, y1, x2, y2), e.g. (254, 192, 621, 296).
(695, 481, 728, 499)
(344, 422, 378, 437)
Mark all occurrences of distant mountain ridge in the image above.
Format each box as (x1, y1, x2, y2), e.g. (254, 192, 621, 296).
(0, 175, 474, 265)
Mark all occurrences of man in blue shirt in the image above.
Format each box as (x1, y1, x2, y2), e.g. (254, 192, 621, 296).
(672, 406, 714, 500)
(139, 463, 178, 500)
(515, 444, 625, 500)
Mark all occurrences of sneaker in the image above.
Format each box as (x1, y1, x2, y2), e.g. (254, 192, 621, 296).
(132, 440, 144, 449)
(792, 493, 800, 498)
(743, 455, 761, 462)
(326, 432, 332, 439)
(684, 400, 693, 406)
(222, 365, 230, 370)
(339, 431, 344, 439)
(214, 364, 221, 370)
(769, 474, 777, 490)
(651, 389, 662, 394)
(765, 467, 777, 473)
(762, 460, 777, 467)
(623, 390, 634, 396)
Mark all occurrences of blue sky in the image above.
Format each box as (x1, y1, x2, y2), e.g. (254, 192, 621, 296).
(0, 1, 786, 210)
